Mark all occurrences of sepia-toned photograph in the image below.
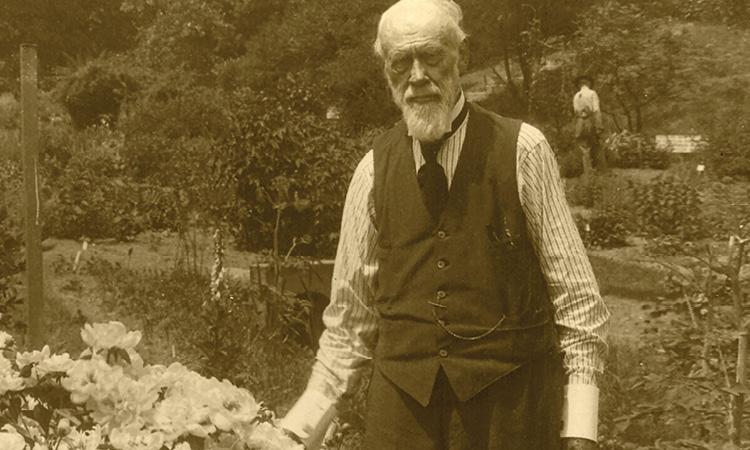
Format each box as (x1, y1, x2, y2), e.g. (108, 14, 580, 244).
(1, 0, 749, 449)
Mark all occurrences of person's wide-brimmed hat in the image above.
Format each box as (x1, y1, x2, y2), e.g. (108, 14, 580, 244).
(574, 74, 594, 87)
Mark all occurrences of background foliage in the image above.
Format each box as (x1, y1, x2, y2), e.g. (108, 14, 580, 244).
(2, 1, 750, 447)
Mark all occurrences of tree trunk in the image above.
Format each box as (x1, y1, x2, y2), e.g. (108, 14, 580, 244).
(503, 44, 522, 108)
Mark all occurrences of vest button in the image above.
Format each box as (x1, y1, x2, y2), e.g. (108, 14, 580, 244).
(437, 230, 447, 240)
(438, 349, 448, 357)
(436, 290, 447, 300)
(436, 259, 448, 269)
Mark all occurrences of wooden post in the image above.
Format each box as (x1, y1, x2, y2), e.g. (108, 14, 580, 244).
(20, 44, 44, 348)
(730, 237, 748, 447)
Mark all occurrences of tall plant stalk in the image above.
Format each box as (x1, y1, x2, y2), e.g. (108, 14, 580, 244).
(728, 236, 748, 446)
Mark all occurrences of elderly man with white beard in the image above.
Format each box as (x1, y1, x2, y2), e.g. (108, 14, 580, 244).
(281, 1, 610, 449)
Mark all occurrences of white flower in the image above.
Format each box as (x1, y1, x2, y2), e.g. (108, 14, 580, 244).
(0, 330, 14, 348)
(16, 345, 51, 370)
(0, 357, 24, 394)
(60, 425, 104, 450)
(0, 425, 26, 450)
(1, 323, 297, 450)
(80, 322, 142, 352)
(243, 422, 304, 450)
(109, 422, 165, 450)
(37, 352, 74, 376)
(62, 358, 119, 404)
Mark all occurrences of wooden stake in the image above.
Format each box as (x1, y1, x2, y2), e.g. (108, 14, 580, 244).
(20, 44, 44, 348)
(730, 238, 747, 446)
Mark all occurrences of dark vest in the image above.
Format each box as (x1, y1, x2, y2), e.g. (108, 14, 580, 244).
(371, 103, 559, 407)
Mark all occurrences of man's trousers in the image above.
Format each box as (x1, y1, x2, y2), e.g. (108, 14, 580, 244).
(363, 351, 565, 450)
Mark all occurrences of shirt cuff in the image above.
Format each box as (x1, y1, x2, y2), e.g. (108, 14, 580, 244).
(279, 387, 338, 447)
(560, 384, 599, 442)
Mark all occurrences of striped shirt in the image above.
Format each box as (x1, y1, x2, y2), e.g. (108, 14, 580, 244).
(282, 94, 610, 443)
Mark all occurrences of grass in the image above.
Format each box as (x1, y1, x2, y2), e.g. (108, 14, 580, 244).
(2, 275, 86, 355)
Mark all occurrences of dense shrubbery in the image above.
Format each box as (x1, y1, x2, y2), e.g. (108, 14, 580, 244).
(632, 176, 707, 239)
(700, 180, 750, 238)
(0, 159, 24, 333)
(118, 83, 231, 231)
(627, 0, 749, 26)
(0, 93, 19, 129)
(57, 58, 140, 130)
(42, 125, 180, 240)
(564, 172, 636, 210)
(605, 130, 671, 169)
(565, 171, 715, 247)
(566, 173, 636, 249)
(576, 207, 630, 249)
(700, 108, 750, 181)
(216, 77, 361, 255)
(78, 254, 313, 408)
(0, 159, 23, 278)
(557, 148, 584, 179)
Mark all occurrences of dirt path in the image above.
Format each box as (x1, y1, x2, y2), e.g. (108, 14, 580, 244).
(40, 232, 666, 348)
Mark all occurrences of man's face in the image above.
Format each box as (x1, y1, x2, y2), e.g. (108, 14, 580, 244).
(380, 15, 462, 142)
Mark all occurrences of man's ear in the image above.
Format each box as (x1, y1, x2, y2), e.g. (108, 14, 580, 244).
(458, 39, 469, 72)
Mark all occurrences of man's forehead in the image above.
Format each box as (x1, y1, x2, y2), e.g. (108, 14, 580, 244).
(379, 0, 456, 52)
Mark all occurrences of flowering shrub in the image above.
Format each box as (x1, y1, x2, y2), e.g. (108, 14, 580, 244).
(0, 323, 302, 450)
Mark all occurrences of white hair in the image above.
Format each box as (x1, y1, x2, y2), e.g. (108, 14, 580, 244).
(373, 0, 467, 59)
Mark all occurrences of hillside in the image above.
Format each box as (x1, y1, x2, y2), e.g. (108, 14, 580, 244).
(651, 22, 750, 134)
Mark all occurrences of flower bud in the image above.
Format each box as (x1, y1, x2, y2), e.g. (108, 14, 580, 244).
(57, 418, 71, 437)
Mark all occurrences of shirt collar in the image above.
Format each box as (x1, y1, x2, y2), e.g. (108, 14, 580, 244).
(450, 91, 466, 124)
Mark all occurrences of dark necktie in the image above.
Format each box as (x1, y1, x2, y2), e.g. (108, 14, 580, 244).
(416, 100, 469, 221)
(418, 142, 449, 220)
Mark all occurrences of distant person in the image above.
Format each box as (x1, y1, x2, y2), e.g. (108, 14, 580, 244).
(573, 75, 605, 171)
(281, 1, 610, 449)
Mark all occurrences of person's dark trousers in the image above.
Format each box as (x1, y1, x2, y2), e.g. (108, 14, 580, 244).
(589, 134, 606, 169)
(363, 351, 565, 450)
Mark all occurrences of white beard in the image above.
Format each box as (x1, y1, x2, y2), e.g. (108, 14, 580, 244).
(401, 100, 452, 142)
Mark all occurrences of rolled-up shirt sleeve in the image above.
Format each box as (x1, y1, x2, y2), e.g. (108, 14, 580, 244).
(281, 150, 379, 441)
(516, 123, 610, 441)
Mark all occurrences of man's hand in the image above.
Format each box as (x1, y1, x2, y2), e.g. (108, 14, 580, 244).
(563, 437, 597, 450)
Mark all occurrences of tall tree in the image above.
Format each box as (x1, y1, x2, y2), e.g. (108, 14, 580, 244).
(572, 1, 680, 132)
(460, 0, 589, 119)
(0, 0, 137, 82)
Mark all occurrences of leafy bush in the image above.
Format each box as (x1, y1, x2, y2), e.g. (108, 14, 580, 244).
(0, 159, 24, 334)
(118, 84, 231, 231)
(632, 175, 707, 239)
(628, 0, 749, 26)
(700, 108, 750, 181)
(216, 76, 361, 256)
(0, 322, 303, 450)
(0, 92, 19, 129)
(605, 130, 671, 170)
(700, 181, 750, 238)
(0, 159, 23, 278)
(42, 125, 179, 240)
(557, 144, 585, 179)
(564, 172, 636, 210)
(575, 207, 630, 249)
(82, 255, 313, 409)
(57, 58, 140, 130)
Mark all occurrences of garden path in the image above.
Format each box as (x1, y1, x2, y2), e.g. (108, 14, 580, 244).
(38, 231, 670, 350)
